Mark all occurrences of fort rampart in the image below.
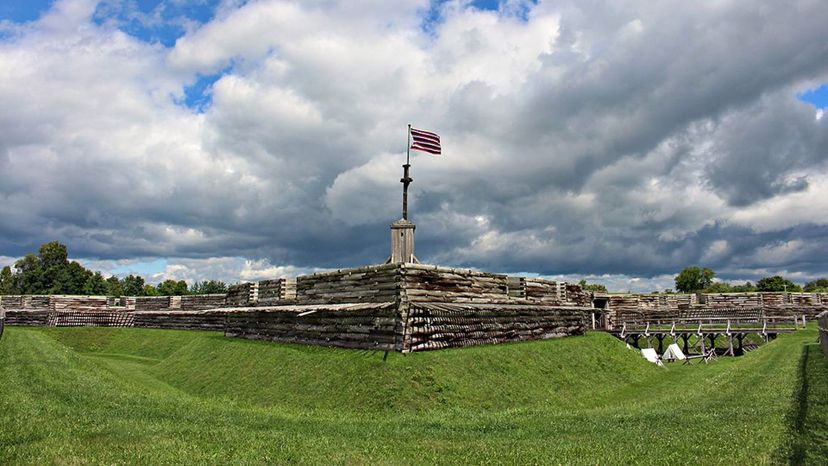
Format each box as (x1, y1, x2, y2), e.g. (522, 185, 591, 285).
(0, 264, 591, 351)
(7, 266, 826, 351)
(599, 292, 828, 329)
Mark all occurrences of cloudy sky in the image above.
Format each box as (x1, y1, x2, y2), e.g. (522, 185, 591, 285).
(1, 0, 827, 292)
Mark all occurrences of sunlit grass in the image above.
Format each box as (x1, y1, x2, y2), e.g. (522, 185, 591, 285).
(0, 325, 825, 464)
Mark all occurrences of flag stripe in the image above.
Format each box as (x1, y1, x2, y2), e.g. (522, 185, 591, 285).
(411, 140, 441, 151)
(410, 128, 439, 140)
(411, 136, 440, 147)
(411, 132, 439, 144)
(409, 126, 442, 155)
(411, 144, 441, 154)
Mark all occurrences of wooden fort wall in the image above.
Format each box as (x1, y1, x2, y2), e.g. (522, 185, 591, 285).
(224, 303, 399, 350)
(179, 294, 227, 311)
(295, 264, 400, 304)
(604, 292, 828, 329)
(819, 311, 828, 360)
(133, 310, 227, 331)
(402, 302, 588, 352)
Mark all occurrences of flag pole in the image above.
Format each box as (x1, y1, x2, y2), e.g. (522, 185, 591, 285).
(402, 124, 412, 220)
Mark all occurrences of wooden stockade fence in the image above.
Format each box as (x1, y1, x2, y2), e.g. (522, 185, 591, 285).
(819, 311, 828, 360)
(47, 311, 135, 327)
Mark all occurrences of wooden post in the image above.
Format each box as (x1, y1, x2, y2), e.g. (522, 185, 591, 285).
(390, 219, 416, 263)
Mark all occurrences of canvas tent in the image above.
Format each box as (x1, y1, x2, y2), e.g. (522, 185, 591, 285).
(640, 348, 664, 367)
(662, 343, 686, 361)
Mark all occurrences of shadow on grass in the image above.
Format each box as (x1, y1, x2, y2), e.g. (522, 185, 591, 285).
(779, 343, 828, 464)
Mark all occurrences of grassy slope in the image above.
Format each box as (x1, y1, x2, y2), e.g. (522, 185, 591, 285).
(0, 326, 825, 464)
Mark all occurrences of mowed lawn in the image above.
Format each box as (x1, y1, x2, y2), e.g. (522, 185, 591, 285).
(1, 325, 826, 464)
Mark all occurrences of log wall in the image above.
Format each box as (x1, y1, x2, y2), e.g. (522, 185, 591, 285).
(403, 302, 588, 352)
(605, 292, 828, 329)
(400, 265, 509, 303)
(50, 296, 110, 312)
(819, 311, 828, 360)
(4, 310, 50, 326)
(134, 296, 171, 312)
(297, 265, 400, 304)
(257, 278, 298, 305)
(224, 303, 398, 350)
(226, 283, 258, 306)
(180, 294, 227, 311)
(133, 311, 227, 331)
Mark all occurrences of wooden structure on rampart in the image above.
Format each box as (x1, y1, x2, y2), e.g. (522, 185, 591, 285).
(0, 264, 591, 352)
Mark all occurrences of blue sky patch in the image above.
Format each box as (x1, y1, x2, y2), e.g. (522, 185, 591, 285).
(799, 84, 828, 109)
(93, 0, 222, 47)
(0, 0, 55, 23)
(422, 0, 536, 33)
(179, 70, 227, 112)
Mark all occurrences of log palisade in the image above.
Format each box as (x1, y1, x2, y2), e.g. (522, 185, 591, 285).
(4, 262, 828, 352)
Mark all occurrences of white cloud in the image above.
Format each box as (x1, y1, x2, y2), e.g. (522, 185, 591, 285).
(1, 0, 828, 284)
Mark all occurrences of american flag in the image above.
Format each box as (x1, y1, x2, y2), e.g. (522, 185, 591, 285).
(409, 127, 441, 155)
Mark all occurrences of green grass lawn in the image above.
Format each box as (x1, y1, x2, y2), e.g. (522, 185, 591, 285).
(1, 325, 826, 464)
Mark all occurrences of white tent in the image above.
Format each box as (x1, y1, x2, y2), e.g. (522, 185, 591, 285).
(662, 343, 686, 361)
(640, 348, 664, 367)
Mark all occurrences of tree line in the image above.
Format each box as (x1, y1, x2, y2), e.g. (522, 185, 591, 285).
(673, 266, 828, 294)
(0, 242, 228, 297)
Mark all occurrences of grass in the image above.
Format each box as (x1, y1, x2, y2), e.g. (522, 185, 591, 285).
(0, 325, 826, 464)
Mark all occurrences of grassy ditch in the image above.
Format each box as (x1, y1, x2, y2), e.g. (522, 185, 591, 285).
(0, 326, 825, 464)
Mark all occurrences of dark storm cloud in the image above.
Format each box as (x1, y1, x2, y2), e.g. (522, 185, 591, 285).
(1, 0, 828, 288)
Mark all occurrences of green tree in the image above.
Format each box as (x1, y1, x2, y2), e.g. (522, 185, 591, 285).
(756, 276, 802, 292)
(732, 281, 756, 292)
(106, 276, 124, 297)
(704, 282, 733, 293)
(190, 280, 228, 295)
(674, 266, 715, 293)
(48, 261, 92, 295)
(38, 241, 68, 270)
(142, 284, 160, 296)
(39, 242, 71, 293)
(14, 254, 44, 294)
(0, 266, 15, 294)
(157, 279, 188, 296)
(83, 272, 109, 295)
(122, 275, 145, 296)
(577, 279, 608, 293)
(803, 278, 828, 292)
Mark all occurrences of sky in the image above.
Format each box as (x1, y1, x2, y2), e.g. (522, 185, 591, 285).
(1, 0, 827, 292)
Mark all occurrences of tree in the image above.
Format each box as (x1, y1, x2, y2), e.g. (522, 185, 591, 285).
(674, 266, 715, 293)
(106, 276, 124, 297)
(756, 276, 802, 292)
(804, 278, 828, 292)
(38, 241, 68, 270)
(142, 284, 160, 296)
(14, 254, 44, 294)
(122, 275, 145, 296)
(45, 261, 92, 295)
(157, 279, 188, 296)
(578, 279, 608, 293)
(83, 272, 109, 295)
(0, 266, 15, 294)
(190, 280, 228, 295)
(732, 281, 756, 292)
(704, 282, 733, 293)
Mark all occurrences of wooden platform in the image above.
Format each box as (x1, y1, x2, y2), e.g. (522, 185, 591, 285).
(607, 314, 802, 356)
